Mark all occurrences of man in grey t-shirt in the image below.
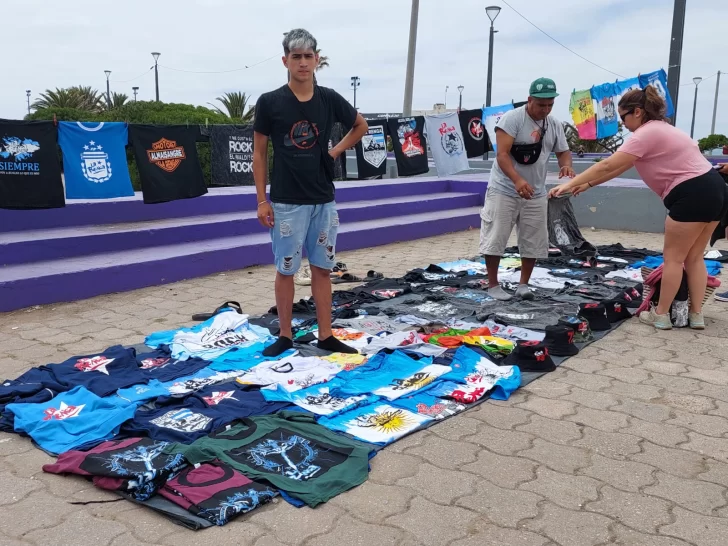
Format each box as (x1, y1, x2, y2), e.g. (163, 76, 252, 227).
(479, 77, 575, 301)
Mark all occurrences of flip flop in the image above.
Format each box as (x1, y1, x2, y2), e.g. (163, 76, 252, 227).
(364, 270, 384, 281)
(332, 262, 348, 273)
(331, 273, 363, 284)
(191, 301, 243, 321)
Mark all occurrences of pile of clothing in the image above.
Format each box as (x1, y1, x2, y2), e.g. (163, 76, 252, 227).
(1, 243, 696, 529)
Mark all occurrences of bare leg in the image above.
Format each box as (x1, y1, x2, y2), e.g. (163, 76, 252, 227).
(274, 272, 295, 339)
(485, 255, 501, 288)
(683, 221, 719, 313)
(655, 218, 707, 315)
(310, 265, 333, 339)
(519, 258, 537, 285)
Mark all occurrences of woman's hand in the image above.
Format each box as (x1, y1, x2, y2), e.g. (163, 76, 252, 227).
(548, 183, 572, 199)
(571, 183, 591, 197)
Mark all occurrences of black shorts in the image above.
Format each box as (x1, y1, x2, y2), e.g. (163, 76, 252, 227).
(663, 169, 728, 223)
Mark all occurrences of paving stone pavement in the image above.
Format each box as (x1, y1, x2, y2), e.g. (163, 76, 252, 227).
(2, 228, 728, 546)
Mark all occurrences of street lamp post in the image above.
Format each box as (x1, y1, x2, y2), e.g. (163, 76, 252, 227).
(132, 87, 139, 102)
(151, 52, 161, 101)
(485, 5, 501, 108)
(711, 71, 721, 136)
(457, 85, 464, 112)
(104, 70, 112, 109)
(402, 0, 420, 116)
(25, 90, 31, 115)
(445, 86, 449, 109)
(690, 76, 702, 139)
(351, 76, 361, 109)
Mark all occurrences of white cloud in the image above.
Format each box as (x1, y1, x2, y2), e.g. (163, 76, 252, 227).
(3, 0, 726, 139)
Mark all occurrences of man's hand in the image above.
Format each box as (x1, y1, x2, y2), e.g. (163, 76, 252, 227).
(329, 148, 342, 160)
(257, 202, 274, 228)
(559, 166, 576, 178)
(515, 178, 535, 200)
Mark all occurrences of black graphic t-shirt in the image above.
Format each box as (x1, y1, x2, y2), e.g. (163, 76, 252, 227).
(207, 125, 255, 186)
(355, 119, 388, 179)
(0, 120, 64, 209)
(254, 85, 357, 204)
(458, 109, 488, 158)
(387, 116, 429, 177)
(42, 437, 187, 501)
(129, 125, 207, 204)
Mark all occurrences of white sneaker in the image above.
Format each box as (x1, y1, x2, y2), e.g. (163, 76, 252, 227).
(294, 266, 312, 286)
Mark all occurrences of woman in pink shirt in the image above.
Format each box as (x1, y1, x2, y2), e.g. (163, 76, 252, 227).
(550, 86, 728, 331)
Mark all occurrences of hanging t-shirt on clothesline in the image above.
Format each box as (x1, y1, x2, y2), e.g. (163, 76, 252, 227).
(57, 121, 135, 199)
(424, 113, 469, 176)
(387, 116, 429, 177)
(128, 124, 207, 204)
(458, 109, 488, 158)
(590, 82, 619, 139)
(355, 119, 388, 179)
(0, 120, 65, 209)
(205, 124, 254, 186)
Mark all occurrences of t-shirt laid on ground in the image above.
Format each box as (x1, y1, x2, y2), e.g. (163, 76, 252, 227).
(424, 112, 469, 176)
(57, 121, 135, 199)
(145, 310, 271, 361)
(458, 109, 488, 158)
(136, 349, 211, 383)
(205, 125, 255, 186)
(45, 345, 148, 397)
(487, 106, 569, 199)
(128, 124, 207, 204)
(236, 356, 341, 393)
(318, 401, 431, 445)
(7, 386, 138, 455)
(355, 119, 388, 179)
(159, 462, 278, 526)
(0, 120, 65, 209)
(164, 412, 373, 507)
(617, 120, 713, 199)
(253, 85, 357, 204)
(42, 437, 187, 501)
(262, 383, 372, 417)
(387, 116, 429, 177)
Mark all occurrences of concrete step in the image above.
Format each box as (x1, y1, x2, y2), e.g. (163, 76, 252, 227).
(0, 178, 463, 233)
(0, 207, 482, 312)
(0, 192, 482, 265)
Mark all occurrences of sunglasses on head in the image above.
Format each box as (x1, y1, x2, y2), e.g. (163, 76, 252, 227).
(620, 109, 634, 123)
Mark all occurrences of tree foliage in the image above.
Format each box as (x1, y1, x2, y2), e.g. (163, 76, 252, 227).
(103, 92, 129, 110)
(209, 91, 254, 122)
(563, 121, 625, 153)
(697, 134, 728, 153)
(31, 86, 104, 112)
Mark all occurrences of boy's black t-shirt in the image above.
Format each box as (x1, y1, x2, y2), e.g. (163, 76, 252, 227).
(254, 85, 357, 205)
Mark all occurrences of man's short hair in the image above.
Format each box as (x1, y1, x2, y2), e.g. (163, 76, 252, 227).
(283, 29, 317, 55)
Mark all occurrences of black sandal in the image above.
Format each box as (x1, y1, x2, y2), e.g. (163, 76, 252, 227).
(365, 270, 384, 281)
(191, 301, 243, 321)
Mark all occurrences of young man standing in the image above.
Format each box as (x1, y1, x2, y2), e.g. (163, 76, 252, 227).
(479, 77, 574, 301)
(253, 29, 368, 357)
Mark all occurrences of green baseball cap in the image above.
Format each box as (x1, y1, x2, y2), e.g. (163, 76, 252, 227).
(529, 77, 559, 98)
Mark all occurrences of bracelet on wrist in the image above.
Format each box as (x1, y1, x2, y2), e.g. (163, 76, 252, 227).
(257, 200, 268, 207)
(587, 182, 593, 187)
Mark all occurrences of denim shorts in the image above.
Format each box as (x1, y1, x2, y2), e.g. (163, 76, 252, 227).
(270, 201, 339, 275)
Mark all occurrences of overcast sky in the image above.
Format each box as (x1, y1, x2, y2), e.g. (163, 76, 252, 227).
(5, 0, 726, 140)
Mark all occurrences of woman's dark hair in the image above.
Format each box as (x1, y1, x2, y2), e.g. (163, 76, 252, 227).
(618, 86, 667, 122)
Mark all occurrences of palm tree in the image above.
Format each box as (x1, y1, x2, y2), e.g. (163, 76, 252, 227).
(314, 50, 329, 85)
(72, 86, 104, 111)
(209, 91, 254, 122)
(102, 92, 129, 110)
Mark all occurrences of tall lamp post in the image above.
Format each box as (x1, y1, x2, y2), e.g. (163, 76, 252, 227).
(104, 70, 112, 109)
(457, 85, 464, 112)
(485, 5, 501, 107)
(445, 85, 449, 109)
(402, 0, 420, 116)
(151, 52, 161, 101)
(132, 87, 139, 102)
(690, 76, 702, 139)
(26, 90, 31, 115)
(351, 76, 361, 109)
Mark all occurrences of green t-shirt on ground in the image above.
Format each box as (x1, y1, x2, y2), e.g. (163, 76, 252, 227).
(164, 411, 373, 507)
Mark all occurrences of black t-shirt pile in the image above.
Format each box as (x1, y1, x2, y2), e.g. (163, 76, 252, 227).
(129, 125, 207, 204)
(254, 85, 357, 204)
